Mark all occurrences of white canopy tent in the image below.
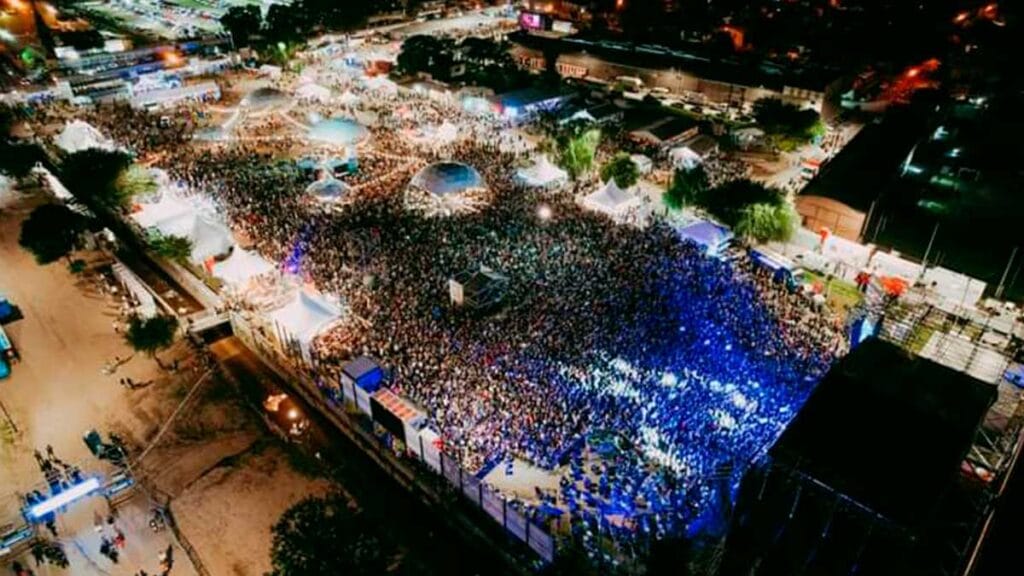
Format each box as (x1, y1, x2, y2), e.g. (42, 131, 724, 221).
(131, 192, 193, 229)
(212, 248, 275, 286)
(269, 290, 344, 358)
(669, 146, 703, 170)
(579, 180, 642, 222)
(363, 75, 397, 94)
(54, 120, 116, 154)
(630, 154, 653, 175)
(296, 82, 332, 103)
(338, 90, 360, 106)
(516, 155, 568, 187)
(187, 216, 235, 263)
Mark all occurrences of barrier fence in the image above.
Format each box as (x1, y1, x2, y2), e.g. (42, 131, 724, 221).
(230, 311, 557, 562)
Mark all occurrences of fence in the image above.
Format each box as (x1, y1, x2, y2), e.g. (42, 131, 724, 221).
(229, 311, 558, 562)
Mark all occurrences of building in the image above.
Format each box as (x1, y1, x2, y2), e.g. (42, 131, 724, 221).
(719, 338, 1008, 576)
(629, 116, 699, 148)
(509, 33, 845, 117)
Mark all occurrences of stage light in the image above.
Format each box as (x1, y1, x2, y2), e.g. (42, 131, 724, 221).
(27, 477, 101, 519)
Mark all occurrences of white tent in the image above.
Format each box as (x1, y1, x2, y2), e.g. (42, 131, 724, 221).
(188, 216, 235, 263)
(212, 248, 275, 286)
(54, 120, 116, 153)
(296, 83, 331, 103)
(144, 210, 234, 264)
(630, 154, 653, 175)
(306, 177, 350, 202)
(258, 64, 282, 79)
(364, 75, 397, 94)
(269, 289, 344, 358)
(669, 146, 703, 170)
(580, 180, 641, 221)
(517, 155, 568, 187)
(131, 192, 193, 229)
(338, 91, 360, 106)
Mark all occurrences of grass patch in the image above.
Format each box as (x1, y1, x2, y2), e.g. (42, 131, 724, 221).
(804, 271, 864, 316)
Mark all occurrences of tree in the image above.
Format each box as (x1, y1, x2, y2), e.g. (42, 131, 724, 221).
(269, 495, 388, 576)
(0, 142, 44, 179)
(600, 152, 640, 189)
(149, 234, 193, 264)
(125, 315, 178, 358)
(753, 98, 823, 150)
(395, 35, 456, 79)
(60, 149, 133, 211)
(663, 165, 709, 211)
(734, 199, 798, 243)
(221, 5, 263, 47)
(555, 123, 601, 181)
(114, 164, 157, 199)
(701, 179, 784, 227)
(19, 204, 89, 264)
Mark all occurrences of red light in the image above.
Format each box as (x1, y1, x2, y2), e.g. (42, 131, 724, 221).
(906, 68, 919, 78)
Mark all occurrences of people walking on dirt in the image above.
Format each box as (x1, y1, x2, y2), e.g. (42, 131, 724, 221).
(30, 543, 44, 566)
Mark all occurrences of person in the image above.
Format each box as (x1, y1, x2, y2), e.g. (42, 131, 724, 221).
(30, 543, 44, 566)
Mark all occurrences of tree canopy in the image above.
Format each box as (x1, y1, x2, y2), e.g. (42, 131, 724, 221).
(221, 5, 262, 47)
(553, 121, 602, 181)
(663, 165, 709, 211)
(149, 234, 193, 264)
(753, 98, 824, 151)
(600, 153, 640, 189)
(18, 204, 90, 264)
(699, 179, 796, 243)
(0, 142, 45, 179)
(395, 35, 524, 90)
(125, 315, 178, 357)
(269, 495, 388, 576)
(60, 149, 134, 211)
(114, 164, 157, 199)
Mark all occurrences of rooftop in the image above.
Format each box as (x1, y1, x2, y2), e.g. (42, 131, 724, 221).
(771, 338, 996, 527)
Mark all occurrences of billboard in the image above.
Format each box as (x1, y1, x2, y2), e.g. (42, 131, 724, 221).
(519, 12, 546, 31)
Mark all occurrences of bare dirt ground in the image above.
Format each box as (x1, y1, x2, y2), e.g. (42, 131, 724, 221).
(1, 188, 330, 575)
(172, 445, 332, 576)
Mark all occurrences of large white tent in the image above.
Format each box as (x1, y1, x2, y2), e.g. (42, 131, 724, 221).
(54, 120, 116, 154)
(269, 290, 344, 358)
(296, 82, 332, 103)
(187, 216, 235, 263)
(212, 248, 275, 286)
(516, 155, 568, 188)
(338, 91, 360, 106)
(363, 75, 397, 94)
(580, 180, 641, 222)
(131, 192, 193, 230)
(669, 146, 703, 170)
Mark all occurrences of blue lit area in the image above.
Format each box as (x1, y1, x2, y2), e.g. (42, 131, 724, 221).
(26, 477, 101, 520)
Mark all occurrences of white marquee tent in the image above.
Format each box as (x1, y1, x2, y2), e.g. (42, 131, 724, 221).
(339, 91, 360, 106)
(516, 155, 568, 187)
(669, 146, 703, 171)
(579, 180, 641, 222)
(212, 248, 275, 286)
(54, 120, 117, 154)
(296, 82, 332, 103)
(269, 290, 344, 358)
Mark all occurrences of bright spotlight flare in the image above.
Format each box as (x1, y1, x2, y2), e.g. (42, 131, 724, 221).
(27, 477, 102, 519)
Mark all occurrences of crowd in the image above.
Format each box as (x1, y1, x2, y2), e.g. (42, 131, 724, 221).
(26, 58, 848, 544)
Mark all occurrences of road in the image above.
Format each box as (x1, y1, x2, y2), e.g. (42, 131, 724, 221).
(0, 192, 196, 575)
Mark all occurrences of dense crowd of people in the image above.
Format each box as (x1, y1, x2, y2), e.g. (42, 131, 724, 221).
(26, 57, 849, 545)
